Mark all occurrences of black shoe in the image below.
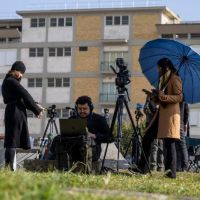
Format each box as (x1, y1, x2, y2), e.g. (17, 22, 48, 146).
(165, 170, 176, 179)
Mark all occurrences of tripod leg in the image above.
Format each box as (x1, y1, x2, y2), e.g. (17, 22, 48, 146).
(53, 120, 59, 135)
(40, 120, 51, 148)
(124, 100, 151, 175)
(116, 97, 124, 173)
(100, 99, 119, 173)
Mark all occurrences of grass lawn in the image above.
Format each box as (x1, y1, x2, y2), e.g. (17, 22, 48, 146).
(0, 169, 200, 200)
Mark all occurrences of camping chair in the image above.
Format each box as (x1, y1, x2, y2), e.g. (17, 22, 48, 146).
(185, 136, 200, 172)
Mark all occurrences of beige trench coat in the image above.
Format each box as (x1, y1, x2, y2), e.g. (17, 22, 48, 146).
(157, 73, 183, 139)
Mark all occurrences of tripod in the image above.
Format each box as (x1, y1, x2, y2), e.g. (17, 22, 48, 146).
(101, 86, 150, 174)
(124, 108, 143, 165)
(40, 113, 59, 159)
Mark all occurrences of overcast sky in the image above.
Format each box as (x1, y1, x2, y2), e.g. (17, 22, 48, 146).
(0, 0, 200, 21)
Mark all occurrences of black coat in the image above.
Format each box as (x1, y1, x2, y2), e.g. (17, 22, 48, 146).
(1, 74, 42, 149)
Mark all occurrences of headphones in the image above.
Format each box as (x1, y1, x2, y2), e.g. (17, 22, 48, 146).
(75, 96, 94, 113)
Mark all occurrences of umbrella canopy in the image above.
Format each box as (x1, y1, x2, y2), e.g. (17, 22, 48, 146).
(139, 38, 200, 104)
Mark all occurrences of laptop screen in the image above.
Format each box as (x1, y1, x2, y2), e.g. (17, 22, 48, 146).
(59, 118, 87, 136)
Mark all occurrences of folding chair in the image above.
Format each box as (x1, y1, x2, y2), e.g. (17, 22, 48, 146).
(185, 136, 200, 172)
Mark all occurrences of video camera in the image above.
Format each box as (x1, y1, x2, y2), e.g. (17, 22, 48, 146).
(47, 104, 57, 118)
(65, 107, 77, 117)
(110, 58, 131, 88)
(135, 103, 143, 120)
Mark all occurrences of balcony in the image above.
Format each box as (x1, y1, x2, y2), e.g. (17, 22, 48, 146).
(100, 61, 118, 73)
(100, 93, 117, 104)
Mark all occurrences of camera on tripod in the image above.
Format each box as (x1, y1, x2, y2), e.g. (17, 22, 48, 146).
(110, 58, 131, 88)
(135, 103, 144, 120)
(66, 107, 77, 117)
(47, 104, 57, 118)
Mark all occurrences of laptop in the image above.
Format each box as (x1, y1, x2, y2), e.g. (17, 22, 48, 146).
(59, 118, 87, 136)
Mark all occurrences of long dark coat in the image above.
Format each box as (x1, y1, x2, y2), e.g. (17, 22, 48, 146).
(1, 74, 42, 149)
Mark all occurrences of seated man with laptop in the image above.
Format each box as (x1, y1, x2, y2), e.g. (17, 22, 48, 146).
(47, 95, 110, 172)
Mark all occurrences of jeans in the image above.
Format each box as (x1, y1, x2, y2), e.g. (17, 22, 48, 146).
(150, 139, 164, 171)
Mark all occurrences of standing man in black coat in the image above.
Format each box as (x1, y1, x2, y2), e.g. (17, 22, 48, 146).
(1, 61, 43, 171)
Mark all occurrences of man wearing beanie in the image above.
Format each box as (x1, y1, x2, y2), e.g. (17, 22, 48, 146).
(1, 61, 44, 171)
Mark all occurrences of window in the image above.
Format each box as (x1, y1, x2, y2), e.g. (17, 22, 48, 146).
(106, 16, 113, 25)
(29, 48, 44, 57)
(122, 16, 129, 25)
(105, 15, 129, 25)
(37, 48, 44, 57)
(102, 51, 128, 71)
(28, 78, 34, 87)
(161, 34, 173, 39)
(39, 18, 45, 27)
(47, 78, 70, 87)
(191, 33, 200, 39)
(100, 82, 117, 102)
(49, 48, 56, 56)
(58, 18, 64, 27)
(27, 110, 34, 118)
(28, 78, 42, 87)
(175, 33, 188, 39)
(55, 78, 62, 87)
(29, 48, 36, 57)
(64, 47, 71, 56)
(57, 48, 63, 56)
(47, 78, 54, 87)
(0, 38, 6, 43)
(48, 47, 71, 57)
(50, 17, 73, 27)
(114, 16, 120, 25)
(8, 38, 20, 43)
(31, 18, 45, 27)
(36, 78, 42, 87)
(79, 46, 88, 51)
(66, 17, 72, 26)
(31, 18, 37, 27)
(63, 78, 70, 87)
(62, 108, 69, 118)
(50, 18, 57, 27)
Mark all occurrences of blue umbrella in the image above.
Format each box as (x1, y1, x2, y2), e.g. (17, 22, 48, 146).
(139, 38, 200, 104)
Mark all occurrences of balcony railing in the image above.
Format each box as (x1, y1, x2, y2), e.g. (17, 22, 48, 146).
(100, 93, 117, 103)
(100, 61, 117, 73)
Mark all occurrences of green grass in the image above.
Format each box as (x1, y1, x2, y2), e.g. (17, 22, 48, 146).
(0, 169, 200, 200)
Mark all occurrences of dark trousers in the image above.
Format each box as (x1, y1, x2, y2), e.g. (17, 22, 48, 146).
(176, 130, 188, 171)
(138, 129, 156, 171)
(164, 138, 177, 177)
(5, 148, 16, 171)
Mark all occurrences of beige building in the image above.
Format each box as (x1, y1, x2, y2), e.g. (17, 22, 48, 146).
(0, 6, 199, 138)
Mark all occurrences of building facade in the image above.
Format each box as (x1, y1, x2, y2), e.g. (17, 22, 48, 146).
(0, 6, 199, 138)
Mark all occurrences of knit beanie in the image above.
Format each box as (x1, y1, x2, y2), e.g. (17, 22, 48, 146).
(11, 61, 26, 74)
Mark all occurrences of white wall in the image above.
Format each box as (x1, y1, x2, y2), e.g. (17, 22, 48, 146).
(104, 46, 128, 52)
(0, 109, 4, 134)
(0, 49, 17, 73)
(190, 45, 200, 54)
(48, 27, 73, 42)
(28, 118, 42, 135)
(46, 88, 70, 103)
(189, 108, 200, 138)
(22, 18, 46, 43)
(21, 49, 44, 73)
(47, 57, 71, 73)
(104, 26, 129, 39)
(21, 79, 43, 103)
(0, 79, 3, 104)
